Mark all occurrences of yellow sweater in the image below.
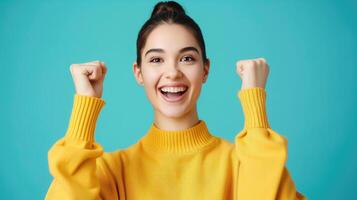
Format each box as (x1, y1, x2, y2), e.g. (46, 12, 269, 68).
(45, 87, 306, 200)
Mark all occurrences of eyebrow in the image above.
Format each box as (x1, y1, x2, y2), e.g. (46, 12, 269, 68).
(144, 46, 199, 57)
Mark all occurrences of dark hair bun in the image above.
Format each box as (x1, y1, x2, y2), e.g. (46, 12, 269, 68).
(151, 1, 186, 18)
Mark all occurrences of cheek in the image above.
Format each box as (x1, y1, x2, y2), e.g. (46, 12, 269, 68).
(142, 68, 159, 86)
(141, 70, 160, 98)
(185, 67, 204, 86)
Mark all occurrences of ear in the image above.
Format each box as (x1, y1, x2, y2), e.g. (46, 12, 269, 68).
(203, 58, 210, 83)
(133, 61, 144, 86)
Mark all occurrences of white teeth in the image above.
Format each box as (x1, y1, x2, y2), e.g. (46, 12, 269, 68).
(160, 86, 187, 93)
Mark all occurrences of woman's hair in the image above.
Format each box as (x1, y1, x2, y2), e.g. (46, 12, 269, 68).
(136, 1, 208, 67)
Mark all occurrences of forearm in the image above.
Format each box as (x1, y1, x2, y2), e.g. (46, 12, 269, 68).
(235, 87, 304, 200)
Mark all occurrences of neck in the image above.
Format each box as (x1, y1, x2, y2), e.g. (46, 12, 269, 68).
(141, 119, 216, 153)
(154, 105, 200, 131)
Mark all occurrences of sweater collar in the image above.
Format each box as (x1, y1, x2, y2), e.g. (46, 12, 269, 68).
(141, 120, 216, 154)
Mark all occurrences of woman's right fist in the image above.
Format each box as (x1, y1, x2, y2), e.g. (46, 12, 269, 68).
(70, 60, 107, 98)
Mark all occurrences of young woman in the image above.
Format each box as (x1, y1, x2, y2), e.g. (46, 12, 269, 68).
(45, 1, 306, 200)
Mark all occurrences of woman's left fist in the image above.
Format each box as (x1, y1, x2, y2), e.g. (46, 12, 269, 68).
(236, 58, 270, 90)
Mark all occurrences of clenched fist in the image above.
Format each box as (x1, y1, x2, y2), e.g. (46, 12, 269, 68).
(70, 60, 107, 98)
(236, 58, 269, 90)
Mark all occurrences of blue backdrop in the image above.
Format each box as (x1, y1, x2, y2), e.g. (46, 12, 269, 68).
(0, 0, 356, 199)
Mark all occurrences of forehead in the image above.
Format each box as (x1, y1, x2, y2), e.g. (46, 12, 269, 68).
(143, 23, 200, 54)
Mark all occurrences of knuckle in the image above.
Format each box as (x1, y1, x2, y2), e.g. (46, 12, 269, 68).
(70, 64, 78, 73)
(95, 66, 102, 73)
(236, 60, 246, 66)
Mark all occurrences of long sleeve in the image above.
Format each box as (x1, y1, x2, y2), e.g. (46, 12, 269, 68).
(45, 94, 118, 200)
(234, 87, 307, 200)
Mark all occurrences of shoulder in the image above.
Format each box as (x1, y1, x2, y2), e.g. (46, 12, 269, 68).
(202, 134, 236, 155)
(98, 141, 140, 166)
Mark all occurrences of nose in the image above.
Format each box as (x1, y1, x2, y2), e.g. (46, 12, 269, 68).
(164, 62, 183, 80)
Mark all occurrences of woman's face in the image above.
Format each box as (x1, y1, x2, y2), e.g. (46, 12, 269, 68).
(133, 23, 210, 119)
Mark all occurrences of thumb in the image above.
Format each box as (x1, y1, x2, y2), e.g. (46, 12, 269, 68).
(100, 62, 107, 80)
(236, 60, 245, 79)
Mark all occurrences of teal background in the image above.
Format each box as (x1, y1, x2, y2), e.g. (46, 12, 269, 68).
(0, 0, 356, 199)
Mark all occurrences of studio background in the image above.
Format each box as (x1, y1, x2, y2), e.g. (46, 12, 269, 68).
(0, 0, 356, 199)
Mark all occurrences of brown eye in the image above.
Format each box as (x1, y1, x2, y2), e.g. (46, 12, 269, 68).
(150, 57, 162, 63)
(181, 56, 195, 62)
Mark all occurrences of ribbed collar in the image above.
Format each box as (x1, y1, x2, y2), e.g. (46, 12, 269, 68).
(140, 120, 217, 154)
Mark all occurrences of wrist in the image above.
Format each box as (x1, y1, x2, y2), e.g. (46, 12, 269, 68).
(64, 94, 105, 148)
(238, 87, 270, 129)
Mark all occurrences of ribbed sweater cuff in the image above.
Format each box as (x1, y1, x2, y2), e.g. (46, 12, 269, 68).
(64, 94, 105, 148)
(238, 87, 270, 129)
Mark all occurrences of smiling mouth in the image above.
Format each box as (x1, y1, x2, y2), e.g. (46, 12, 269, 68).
(158, 87, 188, 102)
